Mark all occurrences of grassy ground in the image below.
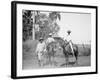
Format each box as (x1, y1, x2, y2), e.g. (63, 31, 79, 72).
(22, 40, 91, 69)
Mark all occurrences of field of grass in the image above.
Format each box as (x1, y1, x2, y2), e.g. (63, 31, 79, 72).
(22, 40, 91, 69)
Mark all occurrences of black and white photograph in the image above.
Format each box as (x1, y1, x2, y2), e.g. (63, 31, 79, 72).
(11, 1, 97, 79)
(22, 10, 91, 69)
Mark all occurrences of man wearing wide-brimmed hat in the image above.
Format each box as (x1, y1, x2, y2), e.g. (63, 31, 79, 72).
(46, 33, 55, 44)
(66, 30, 74, 55)
(35, 37, 46, 66)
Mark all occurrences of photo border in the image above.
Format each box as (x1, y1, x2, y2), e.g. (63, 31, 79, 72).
(11, 1, 98, 79)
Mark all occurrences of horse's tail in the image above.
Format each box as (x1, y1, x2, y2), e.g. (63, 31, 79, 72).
(73, 44, 79, 60)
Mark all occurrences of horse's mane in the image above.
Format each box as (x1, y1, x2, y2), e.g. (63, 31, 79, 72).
(53, 37, 64, 41)
(53, 37, 65, 46)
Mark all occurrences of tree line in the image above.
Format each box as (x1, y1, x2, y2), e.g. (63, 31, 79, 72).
(23, 10, 61, 41)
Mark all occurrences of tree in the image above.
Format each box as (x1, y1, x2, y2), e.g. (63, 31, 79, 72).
(35, 11, 61, 40)
(49, 12, 61, 21)
(48, 12, 61, 36)
(22, 10, 61, 41)
(23, 10, 33, 41)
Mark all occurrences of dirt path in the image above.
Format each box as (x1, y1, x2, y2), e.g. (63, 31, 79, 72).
(22, 54, 90, 69)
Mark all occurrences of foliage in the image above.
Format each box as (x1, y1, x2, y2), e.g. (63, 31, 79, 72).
(23, 10, 33, 41)
(78, 44, 91, 56)
(35, 11, 61, 40)
(23, 10, 61, 41)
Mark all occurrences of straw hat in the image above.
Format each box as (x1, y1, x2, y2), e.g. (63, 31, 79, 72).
(49, 33, 52, 36)
(67, 30, 71, 34)
(39, 37, 43, 41)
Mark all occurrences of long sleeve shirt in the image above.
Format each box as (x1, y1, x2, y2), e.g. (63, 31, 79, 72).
(46, 37, 55, 44)
(36, 42, 46, 54)
(64, 35, 72, 42)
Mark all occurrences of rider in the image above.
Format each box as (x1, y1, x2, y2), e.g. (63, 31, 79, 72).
(66, 30, 74, 55)
(46, 33, 55, 44)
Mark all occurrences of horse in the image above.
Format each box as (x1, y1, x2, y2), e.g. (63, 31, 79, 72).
(45, 36, 79, 66)
(46, 41, 59, 66)
(53, 37, 79, 66)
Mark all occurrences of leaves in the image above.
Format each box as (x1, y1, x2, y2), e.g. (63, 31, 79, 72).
(49, 12, 61, 21)
(23, 10, 61, 41)
(23, 10, 33, 41)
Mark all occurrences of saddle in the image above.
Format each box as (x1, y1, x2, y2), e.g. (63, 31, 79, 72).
(64, 41, 73, 54)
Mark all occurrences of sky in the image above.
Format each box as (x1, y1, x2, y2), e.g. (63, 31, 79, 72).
(37, 11, 91, 44)
(57, 12, 91, 44)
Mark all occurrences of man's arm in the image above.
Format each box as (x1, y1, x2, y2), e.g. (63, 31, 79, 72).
(35, 44, 39, 53)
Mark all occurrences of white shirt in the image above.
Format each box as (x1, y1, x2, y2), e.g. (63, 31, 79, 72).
(64, 35, 72, 42)
(46, 37, 55, 43)
(36, 42, 46, 53)
(67, 35, 72, 42)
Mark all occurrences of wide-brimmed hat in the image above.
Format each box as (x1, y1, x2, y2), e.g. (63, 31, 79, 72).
(39, 37, 43, 40)
(49, 33, 52, 36)
(67, 30, 71, 34)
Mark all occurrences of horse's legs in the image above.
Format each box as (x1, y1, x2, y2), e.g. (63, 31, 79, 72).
(50, 56, 53, 65)
(53, 56, 57, 66)
(74, 51, 78, 65)
(62, 47, 69, 67)
(49, 55, 55, 66)
(48, 54, 52, 65)
(51, 54, 57, 66)
(65, 55, 69, 66)
(75, 55, 78, 65)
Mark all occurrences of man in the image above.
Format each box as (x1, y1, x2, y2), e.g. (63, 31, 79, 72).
(46, 33, 55, 44)
(35, 37, 46, 66)
(66, 30, 74, 55)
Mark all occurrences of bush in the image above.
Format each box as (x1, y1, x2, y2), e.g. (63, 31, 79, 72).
(23, 40, 38, 59)
(78, 44, 91, 56)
